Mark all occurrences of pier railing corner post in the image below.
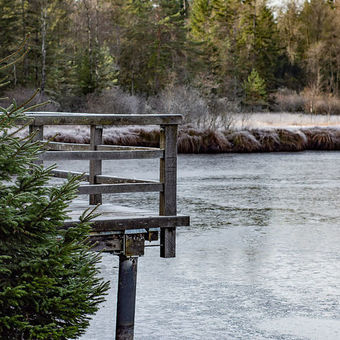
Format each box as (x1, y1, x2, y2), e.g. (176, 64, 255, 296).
(89, 125, 103, 205)
(159, 124, 178, 258)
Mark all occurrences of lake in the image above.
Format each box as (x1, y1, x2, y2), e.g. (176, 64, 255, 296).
(73, 152, 340, 340)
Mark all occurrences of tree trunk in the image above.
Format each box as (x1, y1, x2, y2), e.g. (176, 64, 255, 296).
(40, 1, 47, 100)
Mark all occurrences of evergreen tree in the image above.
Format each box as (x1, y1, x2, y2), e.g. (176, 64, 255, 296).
(118, 0, 191, 95)
(236, 0, 281, 89)
(0, 52, 109, 339)
(243, 68, 267, 107)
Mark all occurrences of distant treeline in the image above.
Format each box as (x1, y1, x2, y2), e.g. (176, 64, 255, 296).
(1, 0, 340, 112)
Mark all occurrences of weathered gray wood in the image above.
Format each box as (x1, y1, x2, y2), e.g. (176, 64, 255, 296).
(98, 145, 162, 151)
(50, 171, 156, 185)
(20, 113, 182, 126)
(159, 124, 177, 258)
(26, 113, 188, 261)
(29, 124, 44, 141)
(45, 141, 90, 151)
(77, 183, 163, 195)
(64, 215, 190, 231)
(50, 169, 88, 180)
(89, 125, 103, 205)
(29, 125, 44, 165)
(39, 149, 164, 161)
(46, 142, 161, 152)
(96, 175, 158, 185)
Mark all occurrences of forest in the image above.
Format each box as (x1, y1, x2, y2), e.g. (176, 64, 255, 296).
(1, 0, 340, 120)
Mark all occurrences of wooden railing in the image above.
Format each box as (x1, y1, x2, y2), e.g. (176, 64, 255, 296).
(20, 112, 190, 339)
(22, 112, 188, 258)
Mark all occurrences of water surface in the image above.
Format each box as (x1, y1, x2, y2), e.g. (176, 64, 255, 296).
(73, 152, 340, 340)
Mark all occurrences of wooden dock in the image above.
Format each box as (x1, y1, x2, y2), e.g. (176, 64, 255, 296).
(22, 112, 190, 340)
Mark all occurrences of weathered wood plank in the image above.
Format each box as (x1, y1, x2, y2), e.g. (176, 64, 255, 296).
(64, 215, 190, 231)
(96, 175, 158, 185)
(39, 149, 164, 160)
(89, 125, 103, 205)
(77, 183, 163, 195)
(20, 113, 182, 125)
(45, 142, 90, 151)
(46, 142, 161, 152)
(50, 169, 88, 180)
(97, 145, 162, 151)
(159, 124, 177, 258)
(50, 171, 156, 185)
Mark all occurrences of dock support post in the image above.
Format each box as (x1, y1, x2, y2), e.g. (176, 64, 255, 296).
(89, 125, 103, 205)
(116, 255, 138, 340)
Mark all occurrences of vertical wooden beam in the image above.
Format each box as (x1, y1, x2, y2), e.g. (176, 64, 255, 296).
(29, 124, 44, 166)
(89, 125, 103, 205)
(159, 124, 177, 258)
(116, 255, 138, 340)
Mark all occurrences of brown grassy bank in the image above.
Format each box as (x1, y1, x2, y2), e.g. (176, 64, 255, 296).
(46, 126, 340, 153)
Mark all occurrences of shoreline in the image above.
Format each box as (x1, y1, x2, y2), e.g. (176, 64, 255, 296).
(46, 125, 340, 154)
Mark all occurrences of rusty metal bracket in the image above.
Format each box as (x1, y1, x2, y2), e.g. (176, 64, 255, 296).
(124, 234, 145, 257)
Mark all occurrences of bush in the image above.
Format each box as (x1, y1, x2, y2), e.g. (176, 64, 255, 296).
(273, 88, 340, 115)
(0, 87, 60, 112)
(272, 88, 306, 112)
(150, 84, 209, 124)
(85, 87, 147, 114)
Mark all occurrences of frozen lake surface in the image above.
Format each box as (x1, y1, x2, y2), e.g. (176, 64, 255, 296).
(70, 152, 340, 340)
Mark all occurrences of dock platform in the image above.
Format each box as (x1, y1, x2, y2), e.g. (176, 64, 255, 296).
(22, 112, 190, 340)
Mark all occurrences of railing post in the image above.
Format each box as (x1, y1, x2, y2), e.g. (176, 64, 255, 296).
(29, 124, 44, 166)
(159, 124, 177, 258)
(116, 255, 138, 340)
(89, 125, 103, 205)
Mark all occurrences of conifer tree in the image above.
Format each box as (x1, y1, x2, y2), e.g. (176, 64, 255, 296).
(243, 68, 267, 107)
(0, 50, 109, 339)
(118, 0, 191, 95)
(236, 0, 281, 89)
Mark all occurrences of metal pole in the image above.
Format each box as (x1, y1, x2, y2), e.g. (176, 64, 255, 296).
(116, 255, 138, 340)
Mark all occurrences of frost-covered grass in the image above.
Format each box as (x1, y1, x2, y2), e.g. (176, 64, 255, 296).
(231, 112, 340, 129)
(12, 112, 340, 154)
(35, 124, 340, 154)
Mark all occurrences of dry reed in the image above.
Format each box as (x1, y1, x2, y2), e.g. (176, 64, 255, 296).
(225, 131, 261, 153)
(276, 129, 307, 151)
(43, 125, 340, 153)
(302, 128, 337, 150)
(251, 129, 281, 152)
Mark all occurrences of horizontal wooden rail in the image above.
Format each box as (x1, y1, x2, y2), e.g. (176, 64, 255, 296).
(98, 145, 160, 152)
(50, 170, 157, 185)
(40, 149, 164, 161)
(64, 215, 190, 231)
(50, 169, 88, 179)
(77, 183, 163, 195)
(45, 142, 90, 151)
(96, 175, 158, 184)
(19, 113, 182, 125)
(22, 113, 189, 259)
(46, 141, 162, 152)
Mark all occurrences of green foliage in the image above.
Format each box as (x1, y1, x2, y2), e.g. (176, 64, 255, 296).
(118, 0, 193, 95)
(0, 54, 109, 339)
(243, 69, 267, 107)
(77, 46, 118, 95)
(1, 0, 340, 109)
